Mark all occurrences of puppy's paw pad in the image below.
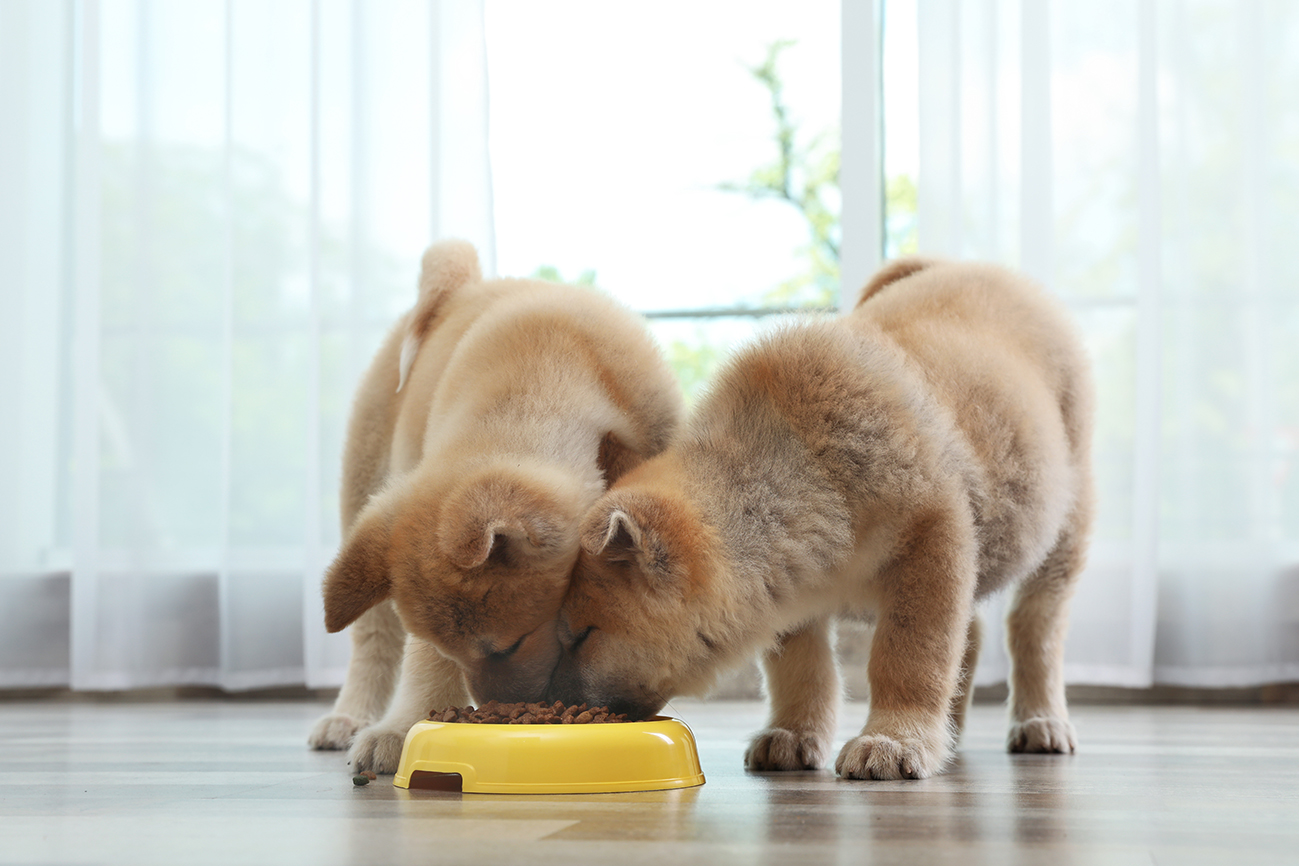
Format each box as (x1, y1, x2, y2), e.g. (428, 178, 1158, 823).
(308, 713, 367, 751)
(745, 727, 830, 771)
(348, 725, 407, 775)
(1008, 716, 1077, 754)
(835, 734, 944, 781)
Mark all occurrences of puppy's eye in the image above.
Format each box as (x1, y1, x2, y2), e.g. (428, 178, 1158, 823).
(486, 635, 525, 661)
(569, 625, 595, 652)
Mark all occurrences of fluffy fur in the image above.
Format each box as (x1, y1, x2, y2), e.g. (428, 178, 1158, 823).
(307, 240, 682, 773)
(545, 258, 1094, 780)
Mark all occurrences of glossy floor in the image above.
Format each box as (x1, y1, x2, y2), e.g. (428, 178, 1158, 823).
(3, 698, 1298, 865)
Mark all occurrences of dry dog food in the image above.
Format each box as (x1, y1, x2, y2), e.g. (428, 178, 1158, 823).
(428, 700, 633, 724)
(351, 770, 377, 786)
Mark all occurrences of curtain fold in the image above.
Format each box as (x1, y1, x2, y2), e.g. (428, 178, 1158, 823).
(877, 0, 1299, 687)
(0, 0, 494, 690)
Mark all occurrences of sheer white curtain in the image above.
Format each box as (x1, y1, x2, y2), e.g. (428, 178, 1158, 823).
(5, 0, 1296, 696)
(854, 0, 1299, 688)
(0, 0, 494, 690)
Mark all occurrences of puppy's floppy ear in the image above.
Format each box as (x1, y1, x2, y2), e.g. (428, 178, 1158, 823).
(438, 468, 581, 571)
(322, 500, 395, 633)
(441, 515, 545, 572)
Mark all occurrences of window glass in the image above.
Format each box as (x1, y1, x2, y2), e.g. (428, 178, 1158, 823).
(486, 1, 841, 401)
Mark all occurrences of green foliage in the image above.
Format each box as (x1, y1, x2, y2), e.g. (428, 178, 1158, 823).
(664, 335, 727, 406)
(531, 264, 597, 286)
(885, 173, 919, 257)
(718, 41, 841, 309)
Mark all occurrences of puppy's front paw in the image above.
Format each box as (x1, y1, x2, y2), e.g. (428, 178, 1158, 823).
(835, 734, 948, 781)
(745, 727, 831, 771)
(308, 712, 367, 751)
(348, 724, 408, 774)
(1008, 716, 1076, 754)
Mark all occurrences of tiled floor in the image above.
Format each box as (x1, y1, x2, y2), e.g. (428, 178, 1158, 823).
(3, 697, 1298, 865)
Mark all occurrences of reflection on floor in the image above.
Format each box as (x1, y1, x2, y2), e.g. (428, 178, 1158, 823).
(4, 697, 1298, 865)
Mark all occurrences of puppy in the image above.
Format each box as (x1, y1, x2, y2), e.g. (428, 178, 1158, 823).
(308, 240, 682, 773)
(546, 258, 1094, 780)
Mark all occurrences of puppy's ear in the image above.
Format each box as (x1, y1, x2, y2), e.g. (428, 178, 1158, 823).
(438, 470, 580, 571)
(582, 504, 642, 562)
(580, 492, 680, 581)
(322, 501, 395, 633)
(441, 515, 547, 571)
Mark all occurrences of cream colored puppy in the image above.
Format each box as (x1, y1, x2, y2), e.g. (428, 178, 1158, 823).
(308, 240, 682, 774)
(546, 258, 1094, 780)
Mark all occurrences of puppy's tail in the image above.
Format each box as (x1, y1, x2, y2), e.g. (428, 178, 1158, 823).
(397, 240, 482, 392)
(853, 256, 939, 308)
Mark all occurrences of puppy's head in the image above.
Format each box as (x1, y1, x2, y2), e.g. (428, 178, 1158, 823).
(545, 485, 728, 720)
(323, 463, 584, 703)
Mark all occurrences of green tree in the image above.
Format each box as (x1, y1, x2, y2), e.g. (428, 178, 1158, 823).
(718, 40, 841, 309)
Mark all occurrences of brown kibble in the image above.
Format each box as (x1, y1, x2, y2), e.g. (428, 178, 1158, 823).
(425, 701, 637, 724)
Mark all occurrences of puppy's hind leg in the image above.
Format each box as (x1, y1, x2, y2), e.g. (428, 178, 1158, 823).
(349, 636, 471, 775)
(309, 601, 406, 750)
(1005, 503, 1091, 754)
(745, 618, 840, 771)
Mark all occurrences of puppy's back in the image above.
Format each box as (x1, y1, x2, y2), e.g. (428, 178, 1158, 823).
(684, 317, 958, 586)
(423, 280, 681, 465)
(850, 259, 1094, 594)
(852, 259, 1091, 455)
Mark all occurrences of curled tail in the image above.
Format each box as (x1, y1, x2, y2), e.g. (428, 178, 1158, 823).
(854, 256, 939, 308)
(397, 240, 482, 392)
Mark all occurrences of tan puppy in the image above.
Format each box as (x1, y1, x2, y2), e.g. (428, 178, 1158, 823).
(546, 258, 1094, 780)
(308, 240, 682, 773)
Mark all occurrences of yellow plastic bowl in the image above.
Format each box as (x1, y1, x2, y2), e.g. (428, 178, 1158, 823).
(392, 715, 705, 794)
